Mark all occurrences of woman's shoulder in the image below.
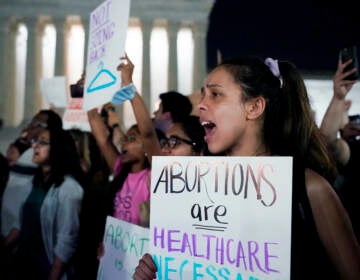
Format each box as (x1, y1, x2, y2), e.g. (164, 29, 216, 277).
(305, 168, 331, 192)
(57, 176, 84, 196)
(304, 168, 339, 206)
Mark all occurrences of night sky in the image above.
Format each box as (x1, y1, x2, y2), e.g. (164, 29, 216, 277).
(206, 0, 360, 73)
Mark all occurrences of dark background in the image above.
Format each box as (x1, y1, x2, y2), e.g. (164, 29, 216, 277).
(206, 0, 360, 74)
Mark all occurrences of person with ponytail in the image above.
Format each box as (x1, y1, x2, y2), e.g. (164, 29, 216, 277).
(133, 56, 360, 280)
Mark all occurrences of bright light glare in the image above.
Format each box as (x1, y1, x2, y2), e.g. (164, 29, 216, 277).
(150, 27, 168, 113)
(67, 24, 84, 84)
(177, 27, 194, 95)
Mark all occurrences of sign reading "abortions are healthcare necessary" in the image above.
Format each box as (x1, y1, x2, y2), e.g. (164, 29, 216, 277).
(150, 156, 293, 280)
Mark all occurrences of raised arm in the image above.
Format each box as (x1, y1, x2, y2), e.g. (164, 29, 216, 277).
(103, 103, 126, 152)
(116, 55, 162, 163)
(320, 58, 357, 165)
(87, 107, 119, 171)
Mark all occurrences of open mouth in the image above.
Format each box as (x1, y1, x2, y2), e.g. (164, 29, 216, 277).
(201, 120, 216, 141)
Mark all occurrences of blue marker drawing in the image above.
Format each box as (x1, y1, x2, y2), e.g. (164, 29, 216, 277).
(87, 61, 117, 93)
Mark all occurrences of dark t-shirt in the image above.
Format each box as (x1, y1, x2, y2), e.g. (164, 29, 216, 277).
(16, 184, 50, 279)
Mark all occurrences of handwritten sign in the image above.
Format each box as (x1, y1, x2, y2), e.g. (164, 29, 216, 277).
(63, 98, 91, 131)
(40, 76, 67, 108)
(97, 216, 150, 280)
(150, 156, 293, 280)
(83, 0, 131, 111)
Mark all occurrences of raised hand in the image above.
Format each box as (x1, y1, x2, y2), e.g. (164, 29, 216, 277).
(117, 53, 134, 86)
(333, 58, 357, 100)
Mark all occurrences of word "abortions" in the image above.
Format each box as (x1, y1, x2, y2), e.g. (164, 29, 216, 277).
(153, 159, 278, 207)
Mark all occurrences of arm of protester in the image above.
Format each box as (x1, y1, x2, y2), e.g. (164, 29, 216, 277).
(116, 54, 162, 163)
(305, 168, 360, 279)
(87, 107, 118, 171)
(104, 103, 126, 151)
(320, 58, 356, 165)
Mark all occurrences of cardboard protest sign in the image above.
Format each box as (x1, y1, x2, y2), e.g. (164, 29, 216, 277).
(97, 216, 150, 280)
(39, 76, 67, 108)
(150, 156, 293, 280)
(83, 0, 130, 111)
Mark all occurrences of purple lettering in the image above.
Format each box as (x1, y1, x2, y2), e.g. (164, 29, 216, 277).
(248, 241, 267, 273)
(264, 242, 279, 273)
(216, 237, 225, 265)
(226, 239, 236, 265)
(192, 234, 205, 258)
(203, 234, 216, 260)
(168, 230, 181, 252)
(181, 233, 193, 255)
(90, 0, 112, 31)
(236, 240, 247, 270)
(153, 227, 165, 248)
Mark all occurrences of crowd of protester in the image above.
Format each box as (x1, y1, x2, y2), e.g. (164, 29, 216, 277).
(0, 53, 359, 279)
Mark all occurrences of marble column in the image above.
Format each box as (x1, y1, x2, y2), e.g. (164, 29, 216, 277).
(24, 17, 42, 121)
(141, 19, 153, 110)
(167, 21, 179, 91)
(0, 17, 9, 124)
(192, 21, 207, 91)
(54, 17, 66, 76)
(82, 17, 89, 70)
(1, 18, 17, 126)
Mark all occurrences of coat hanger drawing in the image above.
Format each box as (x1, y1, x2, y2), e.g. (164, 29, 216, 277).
(87, 61, 117, 93)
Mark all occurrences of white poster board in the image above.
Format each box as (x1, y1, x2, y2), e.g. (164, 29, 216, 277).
(150, 156, 293, 280)
(83, 0, 131, 111)
(39, 76, 67, 108)
(97, 216, 150, 280)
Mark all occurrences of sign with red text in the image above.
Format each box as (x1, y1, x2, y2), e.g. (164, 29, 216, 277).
(63, 98, 91, 131)
(83, 0, 130, 111)
(97, 216, 150, 280)
(150, 156, 293, 280)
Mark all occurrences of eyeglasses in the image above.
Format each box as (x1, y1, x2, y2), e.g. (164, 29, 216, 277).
(119, 135, 138, 144)
(31, 138, 50, 147)
(160, 135, 196, 149)
(30, 120, 47, 128)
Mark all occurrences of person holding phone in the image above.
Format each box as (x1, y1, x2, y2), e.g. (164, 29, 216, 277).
(340, 45, 359, 81)
(321, 56, 360, 243)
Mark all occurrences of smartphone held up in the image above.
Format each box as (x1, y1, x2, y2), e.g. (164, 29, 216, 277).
(340, 45, 359, 80)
